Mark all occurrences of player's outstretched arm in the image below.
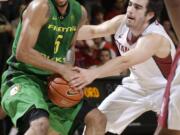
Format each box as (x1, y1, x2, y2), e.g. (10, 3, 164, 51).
(70, 34, 171, 89)
(77, 15, 125, 40)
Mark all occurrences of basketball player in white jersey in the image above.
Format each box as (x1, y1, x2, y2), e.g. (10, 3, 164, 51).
(72, 0, 178, 134)
(154, 0, 180, 135)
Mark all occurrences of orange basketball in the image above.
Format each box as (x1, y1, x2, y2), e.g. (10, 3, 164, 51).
(48, 76, 84, 108)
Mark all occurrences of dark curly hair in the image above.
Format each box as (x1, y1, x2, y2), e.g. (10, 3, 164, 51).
(146, 0, 163, 24)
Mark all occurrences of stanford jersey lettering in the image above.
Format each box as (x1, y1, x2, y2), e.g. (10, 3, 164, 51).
(120, 45, 129, 53)
(116, 40, 130, 53)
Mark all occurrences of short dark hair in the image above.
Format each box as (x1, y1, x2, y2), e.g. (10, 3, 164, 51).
(100, 48, 111, 58)
(146, 0, 163, 24)
(100, 48, 111, 53)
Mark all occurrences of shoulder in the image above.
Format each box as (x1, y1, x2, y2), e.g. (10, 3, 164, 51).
(23, 0, 49, 18)
(145, 22, 172, 41)
(81, 5, 87, 17)
(74, 5, 88, 28)
(138, 33, 171, 55)
(142, 22, 172, 42)
(144, 22, 166, 35)
(22, 0, 50, 25)
(140, 32, 170, 45)
(27, 0, 49, 11)
(80, 6, 88, 25)
(141, 33, 166, 41)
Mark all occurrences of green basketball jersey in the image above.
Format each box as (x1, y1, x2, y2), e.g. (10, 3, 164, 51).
(7, 0, 82, 76)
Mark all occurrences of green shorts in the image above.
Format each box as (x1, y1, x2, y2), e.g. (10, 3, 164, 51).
(0, 68, 86, 135)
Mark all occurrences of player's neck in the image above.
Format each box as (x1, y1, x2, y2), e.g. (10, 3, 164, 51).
(130, 22, 150, 37)
(57, 2, 68, 16)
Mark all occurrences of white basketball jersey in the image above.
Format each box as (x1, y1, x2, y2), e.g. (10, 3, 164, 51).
(114, 21, 176, 91)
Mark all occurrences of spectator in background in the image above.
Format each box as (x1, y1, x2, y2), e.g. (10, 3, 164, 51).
(162, 19, 179, 47)
(11, 2, 27, 36)
(0, 10, 13, 83)
(90, 5, 104, 25)
(96, 48, 129, 76)
(75, 40, 100, 68)
(102, 0, 126, 20)
(89, 48, 112, 69)
(0, 0, 24, 79)
(89, 47, 129, 76)
(93, 37, 118, 58)
(0, 0, 21, 22)
(99, 48, 112, 65)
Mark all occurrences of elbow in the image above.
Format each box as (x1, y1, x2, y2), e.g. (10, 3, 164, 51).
(15, 47, 21, 60)
(15, 47, 28, 62)
(15, 50, 24, 61)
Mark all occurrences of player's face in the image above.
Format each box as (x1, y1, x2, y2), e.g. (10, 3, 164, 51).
(125, 0, 151, 30)
(100, 51, 111, 64)
(55, 0, 68, 7)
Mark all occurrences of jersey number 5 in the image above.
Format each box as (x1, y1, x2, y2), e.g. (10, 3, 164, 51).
(54, 34, 63, 54)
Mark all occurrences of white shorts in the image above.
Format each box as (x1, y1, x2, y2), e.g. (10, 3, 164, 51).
(98, 84, 164, 134)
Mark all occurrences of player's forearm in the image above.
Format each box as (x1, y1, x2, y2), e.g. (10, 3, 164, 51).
(16, 48, 66, 75)
(92, 56, 129, 79)
(77, 25, 105, 40)
(77, 15, 123, 41)
(77, 23, 115, 40)
(164, 0, 180, 40)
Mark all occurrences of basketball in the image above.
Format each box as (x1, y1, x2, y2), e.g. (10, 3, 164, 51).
(48, 76, 84, 108)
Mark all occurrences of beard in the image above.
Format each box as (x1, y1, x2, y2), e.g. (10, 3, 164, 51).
(57, 0, 68, 7)
(125, 19, 133, 28)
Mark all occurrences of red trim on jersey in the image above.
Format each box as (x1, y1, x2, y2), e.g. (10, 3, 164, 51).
(127, 30, 141, 45)
(158, 47, 180, 128)
(153, 54, 172, 79)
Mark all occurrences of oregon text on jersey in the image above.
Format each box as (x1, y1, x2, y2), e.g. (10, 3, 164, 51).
(41, 53, 66, 63)
(48, 24, 77, 32)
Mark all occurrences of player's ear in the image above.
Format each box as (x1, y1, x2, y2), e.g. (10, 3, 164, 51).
(147, 12, 155, 21)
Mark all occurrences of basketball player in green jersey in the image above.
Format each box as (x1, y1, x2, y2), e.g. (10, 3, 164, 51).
(154, 0, 180, 135)
(0, 0, 106, 135)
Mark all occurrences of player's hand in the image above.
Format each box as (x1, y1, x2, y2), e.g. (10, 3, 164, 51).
(59, 65, 81, 91)
(60, 65, 75, 81)
(69, 67, 96, 90)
